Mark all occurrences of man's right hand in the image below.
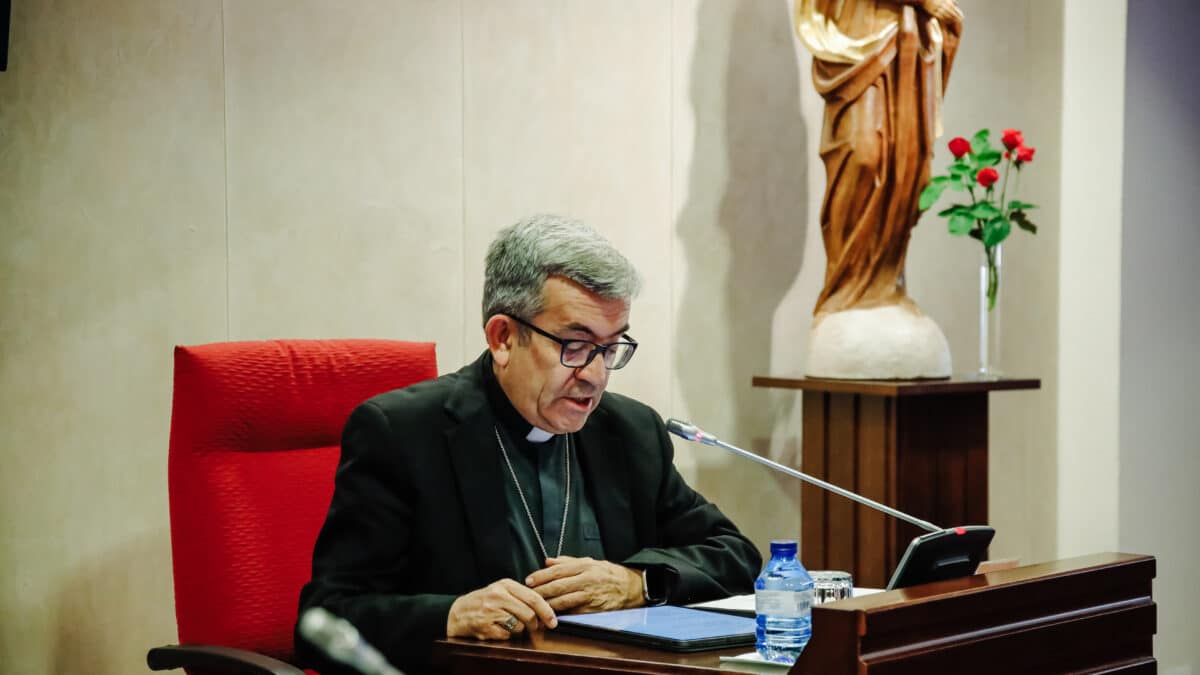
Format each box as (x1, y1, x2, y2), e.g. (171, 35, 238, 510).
(445, 579, 559, 640)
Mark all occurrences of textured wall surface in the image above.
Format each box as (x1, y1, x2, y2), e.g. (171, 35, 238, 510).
(1120, 1, 1200, 672)
(2, 1, 1072, 672)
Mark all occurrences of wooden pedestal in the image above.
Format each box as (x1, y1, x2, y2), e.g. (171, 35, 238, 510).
(751, 376, 1040, 588)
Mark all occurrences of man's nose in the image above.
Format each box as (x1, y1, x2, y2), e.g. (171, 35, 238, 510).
(574, 351, 608, 385)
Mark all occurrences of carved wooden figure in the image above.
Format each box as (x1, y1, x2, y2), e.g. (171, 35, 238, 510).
(796, 0, 963, 379)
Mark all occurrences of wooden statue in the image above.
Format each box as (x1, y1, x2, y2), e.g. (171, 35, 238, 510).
(797, 0, 963, 379)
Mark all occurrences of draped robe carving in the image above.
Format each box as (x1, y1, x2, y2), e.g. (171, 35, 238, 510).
(796, 0, 961, 318)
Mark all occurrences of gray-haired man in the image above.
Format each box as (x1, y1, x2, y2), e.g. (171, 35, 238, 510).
(297, 215, 760, 674)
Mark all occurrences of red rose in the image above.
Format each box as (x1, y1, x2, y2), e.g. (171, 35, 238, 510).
(976, 167, 1000, 188)
(948, 137, 971, 158)
(1001, 128, 1024, 150)
(1003, 150, 1011, 160)
(1016, 145, 1036, 163)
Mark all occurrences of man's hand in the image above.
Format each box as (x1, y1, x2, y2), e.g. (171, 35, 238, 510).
(525, 556, 644, 614)
(446, 579, 558, 640)
(922, 0, 963, 29)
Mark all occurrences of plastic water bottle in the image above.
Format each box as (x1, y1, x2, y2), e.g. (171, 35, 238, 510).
(755, 540, 814, 664)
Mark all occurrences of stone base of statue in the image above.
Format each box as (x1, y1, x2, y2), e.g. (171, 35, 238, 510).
(806, 304, 952, 379)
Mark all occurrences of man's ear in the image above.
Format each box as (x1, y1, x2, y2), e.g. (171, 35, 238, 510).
(484, 314, 515, 367)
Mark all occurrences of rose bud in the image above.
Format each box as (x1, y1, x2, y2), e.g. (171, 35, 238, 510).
(1002, 128, 1024, 150)
(976, 167, 1000, 188)
(1004, 150, 1011, 160)
(1016, 145, 1036, 163)
(948, 137, 972, 158)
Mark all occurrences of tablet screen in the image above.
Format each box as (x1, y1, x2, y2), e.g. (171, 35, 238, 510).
(557, 605, 756, 642)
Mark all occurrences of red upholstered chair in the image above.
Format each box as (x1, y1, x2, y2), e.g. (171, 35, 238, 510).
(147, 339, 437, 674)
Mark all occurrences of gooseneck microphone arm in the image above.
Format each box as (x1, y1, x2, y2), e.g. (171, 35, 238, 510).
(666, 418, 942, 534)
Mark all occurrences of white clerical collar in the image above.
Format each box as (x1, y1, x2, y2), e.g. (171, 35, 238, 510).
(525, 427, 555, 443)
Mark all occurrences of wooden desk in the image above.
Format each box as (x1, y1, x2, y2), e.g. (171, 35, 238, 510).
(434, 632, 744, 674)
(751, 375, 1041, 587)
(433, 553, 1155, 674)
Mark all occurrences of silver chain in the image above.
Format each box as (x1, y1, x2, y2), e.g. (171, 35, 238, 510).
(494, 426, 571, 560)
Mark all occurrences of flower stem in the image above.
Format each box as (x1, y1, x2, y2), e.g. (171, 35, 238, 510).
(999, 157, 1012, 217)
(986, 245, 999, 311)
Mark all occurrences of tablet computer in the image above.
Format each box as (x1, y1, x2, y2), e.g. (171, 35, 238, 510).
(555, 605, 757, 652)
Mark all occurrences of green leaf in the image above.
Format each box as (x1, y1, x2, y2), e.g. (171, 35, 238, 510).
(983, 215, 1012, 247)
(948, 213, 974, 235)
(949, 180, 967, 192)
(1008, 200, 1037, 210)
(969, 202, 1002, 219)
(937, 204, 969, 217)
(968, 229, 983, 241)
(972, 129, 992, 153)
(1011, 209, 1039, 234)
(976, 150, 1003, 167)
(930, 175, 953, 186)
(919, 182, 948, 211)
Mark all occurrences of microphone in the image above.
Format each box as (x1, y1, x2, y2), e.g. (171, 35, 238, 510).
(666, 418, 995, 589)
(299, 607, 407, 675)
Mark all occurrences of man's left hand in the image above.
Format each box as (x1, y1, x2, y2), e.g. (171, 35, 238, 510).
(525, 556, 644, 614)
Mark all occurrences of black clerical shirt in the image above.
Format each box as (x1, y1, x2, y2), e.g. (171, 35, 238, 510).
(482, 354, 605, 579)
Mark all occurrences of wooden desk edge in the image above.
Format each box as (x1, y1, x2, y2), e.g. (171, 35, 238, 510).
(751, 376, 1042, 396)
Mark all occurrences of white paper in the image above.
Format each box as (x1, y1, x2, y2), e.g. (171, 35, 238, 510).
(688, 587, 884, 614)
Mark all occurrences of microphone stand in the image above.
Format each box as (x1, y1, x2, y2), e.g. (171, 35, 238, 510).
(667, 420, 940, 533)
(666, 418, 995, 589)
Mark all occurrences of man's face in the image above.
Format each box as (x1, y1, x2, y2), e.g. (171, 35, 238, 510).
(493, 276, 631, 434)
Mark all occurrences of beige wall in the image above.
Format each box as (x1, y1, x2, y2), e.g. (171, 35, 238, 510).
(2, 1, 1151, 672)
(1057, 0, 1126, 559)
(0, 2, 226, 673)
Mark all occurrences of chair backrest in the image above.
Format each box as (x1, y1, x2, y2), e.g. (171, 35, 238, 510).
(167, 339, 437, 662)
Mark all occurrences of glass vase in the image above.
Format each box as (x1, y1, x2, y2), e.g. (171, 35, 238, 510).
(976, 244, 1003, 379)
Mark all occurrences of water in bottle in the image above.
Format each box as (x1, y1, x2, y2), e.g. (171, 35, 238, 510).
(755, 540, 813, 664)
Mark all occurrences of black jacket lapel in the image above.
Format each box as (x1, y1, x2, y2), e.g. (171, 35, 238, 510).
(576, 407, 638, 560)
(443, 354, 513, 585)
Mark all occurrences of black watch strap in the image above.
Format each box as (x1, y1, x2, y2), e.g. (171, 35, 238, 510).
(641, 566, 668, 605)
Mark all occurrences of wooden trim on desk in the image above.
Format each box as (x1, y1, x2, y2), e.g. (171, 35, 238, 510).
(751, 376, 1041, 396)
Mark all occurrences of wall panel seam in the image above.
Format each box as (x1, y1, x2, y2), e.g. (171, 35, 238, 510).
(221, 0, 230, 339)
(459, 0, 467, 366)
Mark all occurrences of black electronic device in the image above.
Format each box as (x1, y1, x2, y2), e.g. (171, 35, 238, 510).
(1, 0, 11, 71)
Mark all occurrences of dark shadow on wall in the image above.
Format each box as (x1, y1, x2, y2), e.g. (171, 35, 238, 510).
(675, 0, 808, 448)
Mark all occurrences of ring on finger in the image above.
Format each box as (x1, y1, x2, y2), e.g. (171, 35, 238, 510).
(500, 615, 520, 632)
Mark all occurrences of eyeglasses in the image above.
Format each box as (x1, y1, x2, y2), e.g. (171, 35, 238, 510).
(507, 315, 638, 370)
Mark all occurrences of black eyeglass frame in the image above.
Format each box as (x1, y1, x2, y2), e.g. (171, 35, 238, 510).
(506, 315, 638, 370)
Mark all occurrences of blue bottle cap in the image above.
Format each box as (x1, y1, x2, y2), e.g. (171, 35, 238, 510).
(769, 540, 798, 556)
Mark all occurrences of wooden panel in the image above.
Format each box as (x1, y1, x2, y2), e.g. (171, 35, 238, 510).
(800, 392, 828, 569)
(792, 554, 1157, 675)
(825, 394, 858, 573)
(894, 397, 939, 554)
(931, 396, 968, 527)
(435, 631, 745, 674)
(799, 388, 993, 583)
(753, 376, 1041, 397)
(964, 397, 989, 526)
(855, 396, 890, 588)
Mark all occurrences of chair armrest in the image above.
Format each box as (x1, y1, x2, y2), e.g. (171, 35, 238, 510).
(147, 644, 306, 674)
